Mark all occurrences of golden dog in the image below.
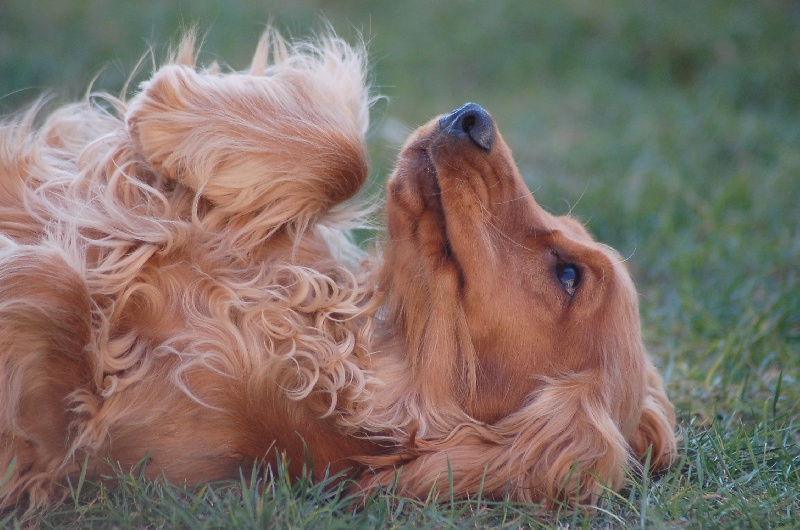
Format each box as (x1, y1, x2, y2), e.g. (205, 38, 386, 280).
(0, 30, 676, 512)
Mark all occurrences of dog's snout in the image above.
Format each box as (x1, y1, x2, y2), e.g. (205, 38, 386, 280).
(439, 102, 495, 151)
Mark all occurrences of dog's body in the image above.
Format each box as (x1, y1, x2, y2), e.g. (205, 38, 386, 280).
(0, 31, 676, 512)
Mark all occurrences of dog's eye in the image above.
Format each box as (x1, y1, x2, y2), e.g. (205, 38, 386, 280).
(556, 263, 580, 297)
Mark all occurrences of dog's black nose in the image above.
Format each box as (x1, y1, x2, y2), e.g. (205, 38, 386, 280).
(438, 102, 495, 151)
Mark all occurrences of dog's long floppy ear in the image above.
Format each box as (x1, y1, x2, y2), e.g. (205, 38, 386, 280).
(359, 372, 632, 506)
(126, 31, 370, 224)
(629, 362, 677, 470)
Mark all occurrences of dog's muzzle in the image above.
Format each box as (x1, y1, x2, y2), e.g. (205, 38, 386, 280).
(438, 102, 495, 152)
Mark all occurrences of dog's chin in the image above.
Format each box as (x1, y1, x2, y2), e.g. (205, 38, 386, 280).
(386, 125, 485, 271)
(386, 136, 450, 262)
(388, 129, 440, 214)
(408, 145, 444, 214)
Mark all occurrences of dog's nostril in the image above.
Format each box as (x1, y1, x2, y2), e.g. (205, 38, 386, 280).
(439, 102, 495, 151)
(460, 113, 477, 134)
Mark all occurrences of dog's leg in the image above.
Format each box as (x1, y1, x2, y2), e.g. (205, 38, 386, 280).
(0, 245, 93, 510)
(126, 33, 370, 234)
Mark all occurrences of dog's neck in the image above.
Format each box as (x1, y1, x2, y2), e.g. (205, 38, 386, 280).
(357, 317, 477, 441)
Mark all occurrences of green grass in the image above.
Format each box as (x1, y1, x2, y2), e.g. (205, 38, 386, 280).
(2, 0, 799, 527)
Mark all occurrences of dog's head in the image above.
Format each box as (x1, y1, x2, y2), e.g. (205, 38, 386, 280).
(375, 103, 675, 502)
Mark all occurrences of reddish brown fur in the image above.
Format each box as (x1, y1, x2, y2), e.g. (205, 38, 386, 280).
(0, 30, 676, 514)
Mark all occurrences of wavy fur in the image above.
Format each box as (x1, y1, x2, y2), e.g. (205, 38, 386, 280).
(0, 29, 676, 514)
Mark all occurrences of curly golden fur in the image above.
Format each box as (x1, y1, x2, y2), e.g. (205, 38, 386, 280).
(0, 30, 676, 513)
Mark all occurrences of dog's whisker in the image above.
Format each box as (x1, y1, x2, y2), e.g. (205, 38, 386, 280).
(565, 184, 589, 217)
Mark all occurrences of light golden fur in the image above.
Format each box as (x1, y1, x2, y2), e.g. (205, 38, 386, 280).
(0, 30, 676, 513)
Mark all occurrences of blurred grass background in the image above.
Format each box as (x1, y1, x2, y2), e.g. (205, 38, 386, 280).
(1, 0, 799, 527)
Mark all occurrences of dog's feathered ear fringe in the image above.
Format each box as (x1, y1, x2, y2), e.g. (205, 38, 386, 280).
(630, 362, 678, 470)
(126, 28, 371, 232)
(358, 369, 675, 507)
